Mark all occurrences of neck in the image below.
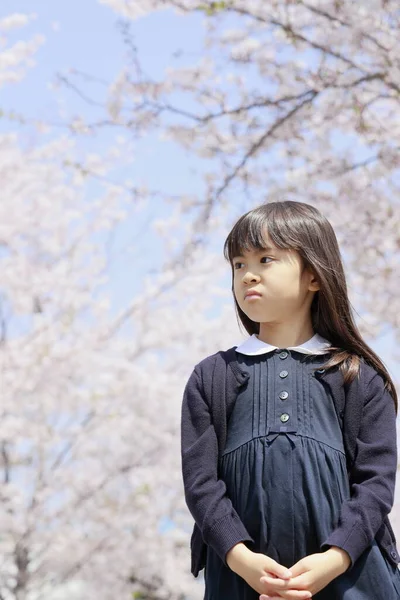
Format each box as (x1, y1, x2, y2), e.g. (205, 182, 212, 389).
(257, 321, 316, 349)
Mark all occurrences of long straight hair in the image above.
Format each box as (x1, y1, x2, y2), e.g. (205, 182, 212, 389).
(223, 201, 398, 414)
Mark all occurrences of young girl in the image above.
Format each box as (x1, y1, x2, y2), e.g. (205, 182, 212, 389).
(180, 201, 400, 599)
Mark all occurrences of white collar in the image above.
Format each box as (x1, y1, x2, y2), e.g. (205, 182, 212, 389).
(235, 332, 332, 356)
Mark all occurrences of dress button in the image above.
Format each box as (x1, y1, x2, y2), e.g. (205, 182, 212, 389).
(280, 413, 290, 423)
(316, 368, 325, 374)
(391, 550, 397, 559)
(279, 391, 289, 400)
(279, 351, 288, 359)
(279, 370, 288, 378)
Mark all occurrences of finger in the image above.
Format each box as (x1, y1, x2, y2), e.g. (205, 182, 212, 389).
(279, 592, 312, 600)
(287, 562, 306, 578)
(260, 575, 291, 590)
(265, 558, 293, 580)
(260, 581, 312, 600)
(261, 570, 297, 583)
(260, 596, 286, 600)
(260, 574, 310, 592)
(260, 592, 312, 600)
(283, 574, 309, 589)
(272, 585, 312, 599)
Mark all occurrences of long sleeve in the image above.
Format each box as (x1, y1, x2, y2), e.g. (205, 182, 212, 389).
(320, 372, 398, 569)
(180, 365, 255, 566)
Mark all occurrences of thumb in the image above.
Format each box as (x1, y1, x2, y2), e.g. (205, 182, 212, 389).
(287, 559, 305, 577)
(265, 559, 292, 579)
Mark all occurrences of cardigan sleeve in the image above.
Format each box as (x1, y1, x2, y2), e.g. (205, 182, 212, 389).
(320, 372, 398, 570)
(180, 365, 255, 567)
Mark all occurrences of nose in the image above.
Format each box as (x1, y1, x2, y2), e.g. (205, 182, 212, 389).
(242, 270, 260, 284)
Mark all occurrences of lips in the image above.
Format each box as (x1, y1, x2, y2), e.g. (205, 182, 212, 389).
(245, 290, 262, 299)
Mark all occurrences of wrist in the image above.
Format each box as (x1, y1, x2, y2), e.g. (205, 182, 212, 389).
(324, 545, 351, 574)
(226, 542, 253, 574)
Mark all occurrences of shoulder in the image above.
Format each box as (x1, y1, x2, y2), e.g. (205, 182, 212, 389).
(357, 358, 384, 386)
(358, 358, 380, 385)
(357, 358, 392, 405)
(187, 347, 238, 399)
(336, 358, 385, 402)
(193, 346, 238, 374)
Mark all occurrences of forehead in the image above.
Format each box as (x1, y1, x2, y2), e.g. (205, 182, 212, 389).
(232, 245, 281, 260)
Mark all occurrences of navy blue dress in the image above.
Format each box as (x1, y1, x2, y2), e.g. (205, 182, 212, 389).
(203, 348, 400, 599)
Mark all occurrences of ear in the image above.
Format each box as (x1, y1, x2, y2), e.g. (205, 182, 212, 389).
(308, 271, 320, 292)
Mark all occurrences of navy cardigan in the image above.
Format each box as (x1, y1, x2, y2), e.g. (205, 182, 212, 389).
(180, 346, 400, 577)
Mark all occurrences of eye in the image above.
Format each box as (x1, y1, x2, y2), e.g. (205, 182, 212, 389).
(233, 257, 273, 269)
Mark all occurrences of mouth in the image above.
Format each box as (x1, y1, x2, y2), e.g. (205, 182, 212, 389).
(244, 292, 262, 299)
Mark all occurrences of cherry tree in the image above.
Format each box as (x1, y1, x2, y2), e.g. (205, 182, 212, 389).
(0, 12, 234, 600)
(78, 0, 400, 593)
(92, 0, 400, 341)
(3, 2, 400, 598)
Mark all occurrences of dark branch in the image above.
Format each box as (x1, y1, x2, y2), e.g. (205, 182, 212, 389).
(213, 89, 318, 199)
(300, 1, 390, 53)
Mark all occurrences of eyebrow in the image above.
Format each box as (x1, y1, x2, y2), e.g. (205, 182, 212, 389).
(232, 247, 277, 260)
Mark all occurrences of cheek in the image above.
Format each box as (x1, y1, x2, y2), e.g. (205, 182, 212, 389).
(233, 281, 243, 302)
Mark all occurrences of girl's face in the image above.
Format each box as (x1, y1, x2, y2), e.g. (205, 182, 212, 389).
(232, 239, 319, 324)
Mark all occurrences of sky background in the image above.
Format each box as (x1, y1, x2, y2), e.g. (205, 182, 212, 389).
(1, 1, 399, 574)
(0, 0, 398, 378)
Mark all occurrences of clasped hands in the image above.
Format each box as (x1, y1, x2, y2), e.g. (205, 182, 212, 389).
(259, 547, 351, 599)
(258, 547, 351, 599)
(227, 543, 351, 600)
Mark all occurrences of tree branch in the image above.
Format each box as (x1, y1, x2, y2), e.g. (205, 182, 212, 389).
(213, 89, 318, 199)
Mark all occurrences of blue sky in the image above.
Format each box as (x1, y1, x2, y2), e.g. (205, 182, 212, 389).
(0, 0, 398, 379)
(0, 1, 209, 316)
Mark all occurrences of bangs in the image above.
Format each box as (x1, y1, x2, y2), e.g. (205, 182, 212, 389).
(223, 207, 296, 264)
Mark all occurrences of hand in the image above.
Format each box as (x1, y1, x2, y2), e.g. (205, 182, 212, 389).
(259, 547, 351, 599)
(227, 545, 311, 599)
